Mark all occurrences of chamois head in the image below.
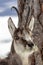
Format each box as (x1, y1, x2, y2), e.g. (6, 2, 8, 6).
(7, 5, 40, 65)
(8, 16, 39, 65)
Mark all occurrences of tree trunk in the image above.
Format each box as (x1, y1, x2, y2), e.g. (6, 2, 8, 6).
(32, 0, 43, 61)
(17, 0, 43, 64)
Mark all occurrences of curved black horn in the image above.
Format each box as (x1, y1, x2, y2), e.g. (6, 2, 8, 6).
(11, 6, 19, 17)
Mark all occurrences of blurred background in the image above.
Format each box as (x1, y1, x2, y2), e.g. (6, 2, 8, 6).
(0, 0, 18, 59)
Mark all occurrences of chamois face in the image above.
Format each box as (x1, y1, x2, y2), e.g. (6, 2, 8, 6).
(13, 32, 38, 65)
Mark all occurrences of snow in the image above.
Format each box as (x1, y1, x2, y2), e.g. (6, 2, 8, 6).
(0, 16, 18, 59)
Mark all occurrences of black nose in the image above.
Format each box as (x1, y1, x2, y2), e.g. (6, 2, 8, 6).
(28, 41, 34, 48)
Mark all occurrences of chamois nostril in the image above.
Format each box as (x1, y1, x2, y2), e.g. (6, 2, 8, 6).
(28, 42, 34, 48)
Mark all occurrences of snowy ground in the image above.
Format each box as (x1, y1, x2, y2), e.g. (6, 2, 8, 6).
(0, 16, 18, 59)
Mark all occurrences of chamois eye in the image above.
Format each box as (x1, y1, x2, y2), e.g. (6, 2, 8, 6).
(15, 36, 19, 40)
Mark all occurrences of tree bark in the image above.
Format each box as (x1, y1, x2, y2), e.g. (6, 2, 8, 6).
(32, 0, 43, 61)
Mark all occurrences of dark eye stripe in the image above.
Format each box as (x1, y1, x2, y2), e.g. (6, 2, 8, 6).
(21, 38, 34, 48)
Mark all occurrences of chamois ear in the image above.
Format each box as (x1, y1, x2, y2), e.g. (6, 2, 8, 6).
(8, 17, 16, 38)
(29, 17, 34, 31)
